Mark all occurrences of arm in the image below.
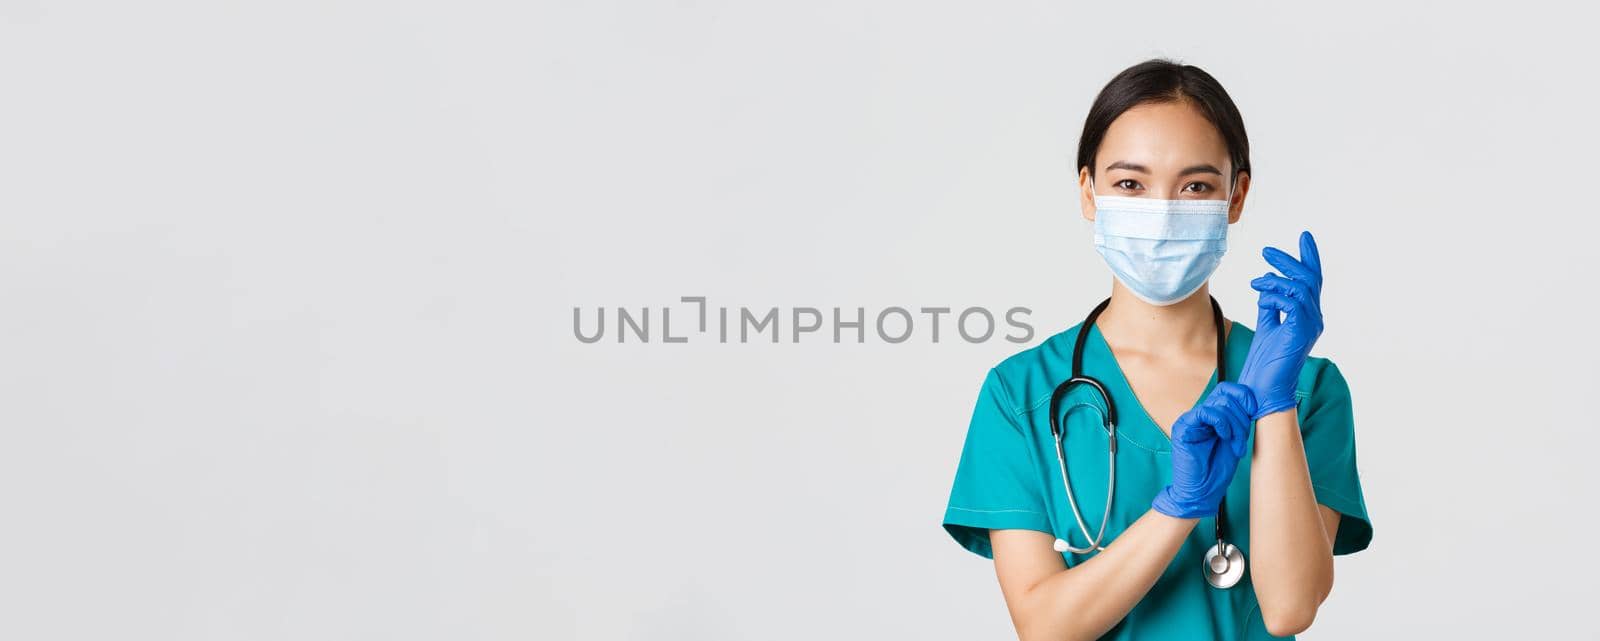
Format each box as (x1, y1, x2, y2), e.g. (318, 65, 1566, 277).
(990, 384, 1256, 641)
(1234, 230, 1345, 635)
(991, 511, 1197, 641)
(1248, 408, 1342, 636)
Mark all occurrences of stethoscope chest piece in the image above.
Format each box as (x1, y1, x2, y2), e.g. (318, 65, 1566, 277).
(1202, 542, 1246, 589)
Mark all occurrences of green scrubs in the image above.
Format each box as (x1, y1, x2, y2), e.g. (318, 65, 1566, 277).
(942, 320, 1372, 640)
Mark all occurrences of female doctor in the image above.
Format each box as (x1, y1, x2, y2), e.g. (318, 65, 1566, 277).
(941, 59, 1372, 641)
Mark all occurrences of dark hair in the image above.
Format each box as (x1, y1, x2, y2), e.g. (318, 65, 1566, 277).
(1076, 58, 1250, 185)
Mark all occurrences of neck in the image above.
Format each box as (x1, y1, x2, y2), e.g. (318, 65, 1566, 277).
(1095, 280, 1226, 355)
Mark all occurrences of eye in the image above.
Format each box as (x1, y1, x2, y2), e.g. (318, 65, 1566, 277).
(1115, 179, 1142, 191)
(1183, 182, 1214, 194)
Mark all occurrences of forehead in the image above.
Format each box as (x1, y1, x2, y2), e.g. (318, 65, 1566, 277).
(1098, 100, 1230, 171)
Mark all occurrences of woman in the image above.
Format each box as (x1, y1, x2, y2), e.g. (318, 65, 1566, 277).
(941, 59, 1372, 641)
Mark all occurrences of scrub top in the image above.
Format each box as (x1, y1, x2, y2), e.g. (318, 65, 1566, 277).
(942, 320, 1372, 641)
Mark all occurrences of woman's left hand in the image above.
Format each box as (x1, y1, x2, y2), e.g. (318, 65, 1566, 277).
(1237, 230, 1324, 420)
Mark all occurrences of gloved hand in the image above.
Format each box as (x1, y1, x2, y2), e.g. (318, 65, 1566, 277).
(1237, 230, 1325, 420)
(1152, 382, 1257, 519)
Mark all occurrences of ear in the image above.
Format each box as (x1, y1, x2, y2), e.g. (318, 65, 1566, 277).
(1226, 171, 1251, 224)
(1079, 166, 1096, 222)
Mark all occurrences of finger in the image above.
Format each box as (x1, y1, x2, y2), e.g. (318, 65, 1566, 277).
(1255, 273, 1282, 331)
(1181, 407, 1228, 443)
(1299, 230, 1322, 280)
(1209, 393, 1250, 443)
(1209, 380, 1260, 425)
(1170, 411, 1202, 443)
(1232, 421, 1252, 459)
(1203, 383, 1244, 428)
(1260, 246, 1317, 287)
(1192, 406, 1227, 436)
(1251, 273, 1313, 307)
(1257, 291, 1298, 320)
(1211, 382, 1258, 420)
(1206, 404, 1240, 444)
(1214, 408, 1249, 459)
(1171, 410, 1203, 443)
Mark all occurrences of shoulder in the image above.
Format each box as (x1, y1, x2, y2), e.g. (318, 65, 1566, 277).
(1296, 354, 1351, 403)
(982, 323, 1084, 416)
(1294, 354, 1356, 435)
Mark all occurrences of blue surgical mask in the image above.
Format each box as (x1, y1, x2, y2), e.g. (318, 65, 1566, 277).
(1089, 176, 1234, 306)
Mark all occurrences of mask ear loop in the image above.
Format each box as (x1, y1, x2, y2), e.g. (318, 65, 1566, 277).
(1086, 174, 1102, 216)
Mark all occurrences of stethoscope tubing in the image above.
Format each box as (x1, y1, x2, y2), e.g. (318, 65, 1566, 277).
(1048, 296, 1238, 572)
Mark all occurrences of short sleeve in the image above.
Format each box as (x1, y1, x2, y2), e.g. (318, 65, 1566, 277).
(942, 368, 1051, 559)
(1298, 359, 1373, 555)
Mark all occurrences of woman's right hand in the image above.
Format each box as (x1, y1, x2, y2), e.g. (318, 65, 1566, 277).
(1151, 382, 1257, 519)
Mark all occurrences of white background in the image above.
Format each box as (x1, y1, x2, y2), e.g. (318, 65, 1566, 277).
(3, 1, 1598, 639)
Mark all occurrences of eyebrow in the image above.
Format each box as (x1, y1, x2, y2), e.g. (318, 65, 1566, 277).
(1104, 160, 1224, 177)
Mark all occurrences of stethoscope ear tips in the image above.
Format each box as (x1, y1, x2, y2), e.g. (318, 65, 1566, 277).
(1053, 539, 1069, 553)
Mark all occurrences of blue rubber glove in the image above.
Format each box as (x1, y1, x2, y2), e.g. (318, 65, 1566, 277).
(1152, 382, 1257, 519)
(1237, 230, 1325, 420)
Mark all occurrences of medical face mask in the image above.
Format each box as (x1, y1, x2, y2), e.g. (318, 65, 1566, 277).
(1089, 177, 1234, 306)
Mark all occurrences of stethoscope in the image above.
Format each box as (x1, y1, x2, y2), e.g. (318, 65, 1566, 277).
(1046, 295, 1247, 589)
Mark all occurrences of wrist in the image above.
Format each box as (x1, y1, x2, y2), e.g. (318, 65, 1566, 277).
(1149, 509, 1202, 531)
(1250, 397, 1298, 421)
(1151, 486, 1219, 520)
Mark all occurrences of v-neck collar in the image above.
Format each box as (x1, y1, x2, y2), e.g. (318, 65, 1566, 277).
(1081, 319, 1251, 452)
